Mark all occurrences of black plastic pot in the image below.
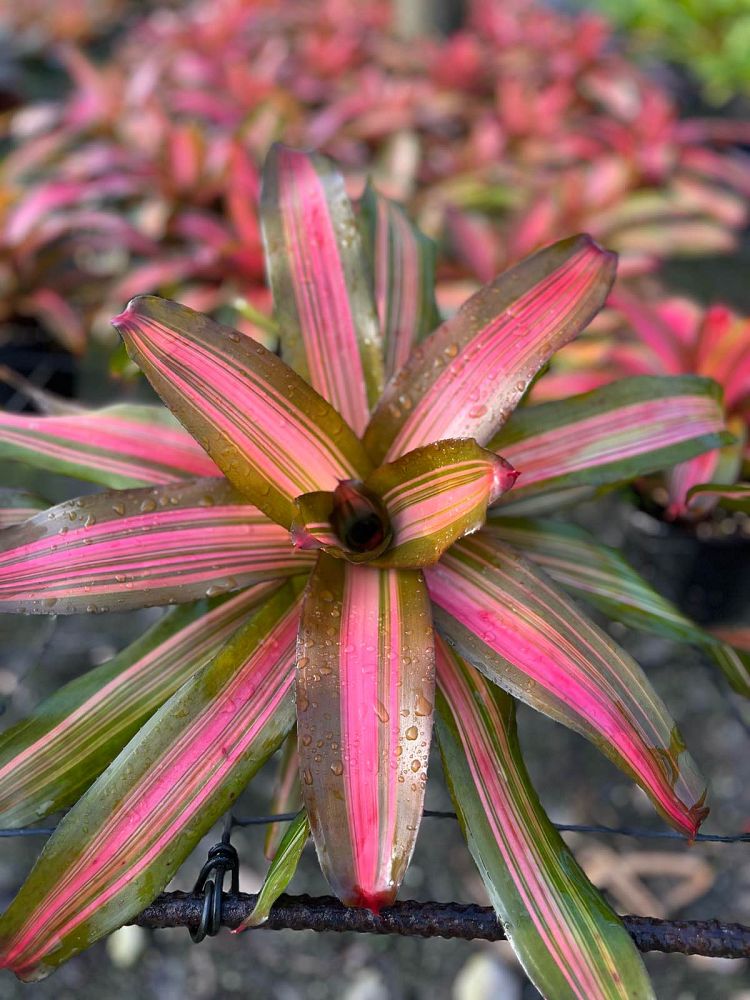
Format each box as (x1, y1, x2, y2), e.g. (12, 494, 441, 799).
(619, 504, 750, 626)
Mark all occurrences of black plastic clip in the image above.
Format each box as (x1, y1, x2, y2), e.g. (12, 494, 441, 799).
(189, 836, 239, 943)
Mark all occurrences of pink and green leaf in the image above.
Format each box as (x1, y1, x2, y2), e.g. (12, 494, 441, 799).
(358, 183, 440, 380)
(667, 418, 746, 519)
(426, 533, 708, 836)
(486, 517, 750, 696)
(490, 376, 731, 503)
(686, 482, 750, 513)
(0, 404, 220, 489)
(0, 584, 282, 827)
(292, 439, 518, 568)
(364, 235, 617, 463)
(0, 582, 302, 981)
(0, 490, 47, 529)
(297, 554, 435, 911)
(113, 296, 372, 528)
(238, 810, 310, 931)
(0, 478, 310, 614)
(264, 730, 304, 860)
(260, 145, 384, 436)
(435, 641, 654, 1000)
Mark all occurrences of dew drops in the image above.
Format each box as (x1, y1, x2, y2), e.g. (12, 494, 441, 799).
(330, 761, 343, 776)
(320, 590, 334, 603)
(302, 768, 313, 786)
(140, 498, 157, 513)
(410, 759, 421, 773)
(84, 514, 97, 528)
(375, 701, 390, 724)
(468, 404, 487, 419)
(301, 734, 312, 747)
(111, 502, 126, 516)
(405, 726, 418, 741)
(415, 694, 432, 717)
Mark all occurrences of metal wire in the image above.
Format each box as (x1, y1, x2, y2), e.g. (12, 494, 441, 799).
(3, 810, 750, 842)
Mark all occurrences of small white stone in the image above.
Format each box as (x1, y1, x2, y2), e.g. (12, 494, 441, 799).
(106, 924, 147, 968)
(453, 951, 522, 1000)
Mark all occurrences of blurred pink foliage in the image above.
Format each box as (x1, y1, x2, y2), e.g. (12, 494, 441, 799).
(1, 0, 750, 353)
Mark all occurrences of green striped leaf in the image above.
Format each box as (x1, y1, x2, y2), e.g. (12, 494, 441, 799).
(238, 810, 310, 930)
(0, 478, 310, 614)
(426, 533, 708, 836)
(687, 481, 750, 512)
(0, 489, 47, 529)
(0, 404, 220, 489)
(113, 295, 372, 528)
(264, 731, 303, 860)
(364, 235, 616, 463)
(297, 554, 435, 910)
(485, 517, 750, 695)
(0, 584, 282, 827)
(358, 183, 440, 380)
(260, 145, 384, 436)
(490, 376, 732, 503)
(0, 582, 302, 981)
(435, 640, 654, 1000)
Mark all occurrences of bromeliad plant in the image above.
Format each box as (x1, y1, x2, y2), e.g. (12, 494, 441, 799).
(0, 147, 741, 997)
(533, 290, 750, 520)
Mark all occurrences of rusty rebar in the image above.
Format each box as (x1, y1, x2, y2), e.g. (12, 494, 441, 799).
(131, 892, 750, 958)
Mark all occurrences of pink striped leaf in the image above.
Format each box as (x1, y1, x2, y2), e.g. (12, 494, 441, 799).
(364, 235, 617, 464)
(0, 477, 311, 614)
(0, 404, 221, 489)
(297, 554, 435, 911)
(292, 439, 518, 569)
(486, 518, 750, 696)
(113, 296, 372, 529)
(426, 534, 708, 836)
(260, 145, 384, 436)
(238, 810, 310, 930)
(490, 376, 731, 504)
(687, 482, 750, 513)
(0, 490, 47, 529)
(358, 183, 440, 380)
(435, 640, 653, 1000)
(0, 584, 281, 827)
(264, 731, 304, 859)
(0, 582, 302, 982)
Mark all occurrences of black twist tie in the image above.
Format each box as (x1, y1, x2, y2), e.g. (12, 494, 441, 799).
(188, 841, 239, 943)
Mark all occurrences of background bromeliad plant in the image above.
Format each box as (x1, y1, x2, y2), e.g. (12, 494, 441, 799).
(1, 0, 750, 356)
(0, 147, 746, 998)
(532, 290, 750, 522)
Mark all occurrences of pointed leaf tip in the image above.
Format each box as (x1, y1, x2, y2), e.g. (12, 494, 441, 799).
(365, 234, 618, 463)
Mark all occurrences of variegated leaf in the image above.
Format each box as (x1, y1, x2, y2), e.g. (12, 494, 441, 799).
(490, 376, 731, 503)
(365, 235, 616, 463)
(486, 517, 750, 696)
(292, 439, 518, 568)
(238, 810, 310, 930)
(297, 554, 435, 910)
(264, 730, 303, 859)
(426, 533, 708, 836)
(0, 404, 220, 488)
(358, 183, 440, 380)
(0, 583, 302, 981)
(0, 478, 310, 614)
(113, 296, 372, 528)
(436, 640, 654, 1000)
(0, 490, 47, 529)
(260, 145, 384, 436)
(0, 584, 282, 826)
